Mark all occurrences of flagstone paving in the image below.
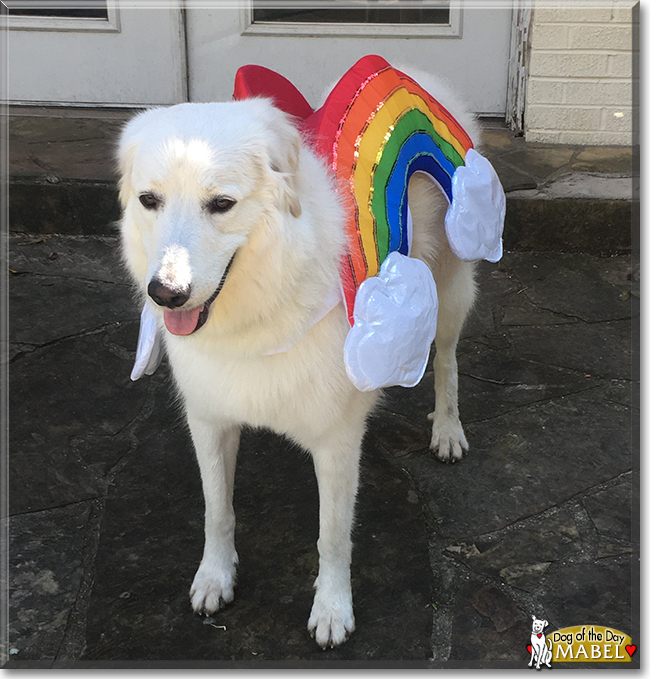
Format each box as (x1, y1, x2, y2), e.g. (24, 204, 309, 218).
(5, 234, 638, 668)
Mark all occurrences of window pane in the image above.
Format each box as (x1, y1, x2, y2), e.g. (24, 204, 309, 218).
(253, 2, 450, 25)
(7, 1, 108, 19)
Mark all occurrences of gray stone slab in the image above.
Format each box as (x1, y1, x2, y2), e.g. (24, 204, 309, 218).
(582, 473, 632, 549)
(8, 343, 35, 362)
(458, 346, 599, 423)
(9, 234, 127, 284)
(503, 197, 633, 254)
(477, 259, 524, 298)
(600, 379, 635, 410)
(9, 113, 128, 182)
(458, 260, 522, 340)
(10, 273, 137, 347)
(7, 502, 93, 665)
(448, 580, 529, 664)
(489, 157, 537, 193)
(9, 330, 149, 514)
(443, 507, 587, 593)
(10, 180, 121, 236)
(397, 390, 631, 539)
(379, 347, 597, 433)
(510, 319, 632, 380)
(366, 406, 430, 458)
(501, 146, 576, 181)
(540, 174, 633, 201)
(572, 146, 634, 174)
(502, 252, 635, 323)
(499, 293, 578, 327)
(541, 556, 633, 634)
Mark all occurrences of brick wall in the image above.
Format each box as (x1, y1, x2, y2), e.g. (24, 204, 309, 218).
(525, 2, 635, 145)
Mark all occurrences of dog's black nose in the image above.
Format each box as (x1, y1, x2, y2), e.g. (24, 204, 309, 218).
(147, 278, 191, 309)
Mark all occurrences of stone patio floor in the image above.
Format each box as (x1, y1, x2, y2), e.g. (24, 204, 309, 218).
(4, 232, 639, 668)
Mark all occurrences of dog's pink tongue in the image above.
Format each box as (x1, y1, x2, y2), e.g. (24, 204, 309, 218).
(164, 306, 202, 336)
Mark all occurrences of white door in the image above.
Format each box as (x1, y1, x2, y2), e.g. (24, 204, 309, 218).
(5, 1, 186, 105)
(186, 2, 513, 116)
(4, 2, 513, 115)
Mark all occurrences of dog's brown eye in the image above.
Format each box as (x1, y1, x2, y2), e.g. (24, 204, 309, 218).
(207, 196, 236, 214)
(139, 193, 160, 210)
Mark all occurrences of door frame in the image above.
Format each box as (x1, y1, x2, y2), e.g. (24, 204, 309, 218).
(506, 0, 532, 133)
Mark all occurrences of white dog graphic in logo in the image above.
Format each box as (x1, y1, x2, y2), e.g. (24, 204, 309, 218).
(528, 615, 552, 669)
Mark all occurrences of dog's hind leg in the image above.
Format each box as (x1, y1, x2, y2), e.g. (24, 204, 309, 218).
(428, 255, 476, 462)
(306, 424, 365, 648)
(187, 416, 241, 615)
(407, 174, 476, 463)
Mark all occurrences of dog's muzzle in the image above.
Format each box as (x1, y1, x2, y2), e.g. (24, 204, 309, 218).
(151, 252, 237, 336)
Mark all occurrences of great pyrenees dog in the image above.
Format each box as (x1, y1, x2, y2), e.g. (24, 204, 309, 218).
(117, 67, 479, 648)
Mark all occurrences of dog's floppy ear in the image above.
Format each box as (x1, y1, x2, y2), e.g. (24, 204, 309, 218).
(116, 110, 150, 208)
(117, 139, 137, 208)
(264, 107, 303, 219)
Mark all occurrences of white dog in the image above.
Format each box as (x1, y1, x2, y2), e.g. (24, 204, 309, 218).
(529, 616, 552, 669)
(117, 71, 478, 648)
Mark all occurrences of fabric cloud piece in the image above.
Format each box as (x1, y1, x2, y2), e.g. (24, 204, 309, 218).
(445, 148, 505, 263)
(344, 251, 438, 392)
(131, 302, 163, 381)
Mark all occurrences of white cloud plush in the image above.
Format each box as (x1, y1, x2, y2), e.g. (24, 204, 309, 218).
(444, 148, 505, 263)
(344, 251, 438, 392)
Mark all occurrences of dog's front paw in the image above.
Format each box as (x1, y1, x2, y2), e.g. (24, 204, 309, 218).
(428, 412, 468, 462)
(308, 590, 355, 649)
(190, 558, 237, 615)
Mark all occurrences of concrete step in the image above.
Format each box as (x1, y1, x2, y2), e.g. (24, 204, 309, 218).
(6, 106, 636, 253)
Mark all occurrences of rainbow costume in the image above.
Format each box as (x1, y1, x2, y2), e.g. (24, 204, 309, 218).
(131, 56, 505, 390)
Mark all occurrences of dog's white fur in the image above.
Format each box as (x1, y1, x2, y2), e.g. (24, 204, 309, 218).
(117, 72, 477, 648)
(529, 616, 552, 669)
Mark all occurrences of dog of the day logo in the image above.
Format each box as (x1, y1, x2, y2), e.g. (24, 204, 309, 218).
(526, 616, 636, 668)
